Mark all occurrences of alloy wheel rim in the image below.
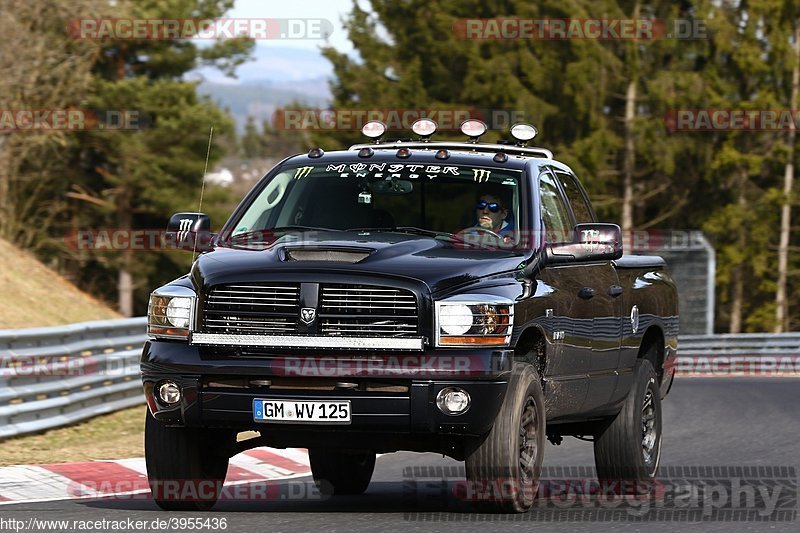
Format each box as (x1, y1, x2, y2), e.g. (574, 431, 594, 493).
(519, 397, 538, 484)
(641, 389, 658, 466)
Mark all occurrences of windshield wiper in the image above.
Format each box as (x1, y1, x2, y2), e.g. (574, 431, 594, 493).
(227, 226, 336, 244)
(371, 226, 474, 246)
(271, 225, 337, 233)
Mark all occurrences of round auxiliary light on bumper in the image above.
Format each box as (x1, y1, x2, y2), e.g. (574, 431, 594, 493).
(436, 387, 471, 415)
(156, 380, 181, 406)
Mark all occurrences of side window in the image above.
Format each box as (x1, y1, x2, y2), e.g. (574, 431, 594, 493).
(539, 172, 573, 243)
(554, 169, 596, 224)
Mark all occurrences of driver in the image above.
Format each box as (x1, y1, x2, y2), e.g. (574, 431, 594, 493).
(474, 189, 514, 240)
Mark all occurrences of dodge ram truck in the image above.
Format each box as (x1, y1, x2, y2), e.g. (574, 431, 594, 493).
(141, 120, 678, 512)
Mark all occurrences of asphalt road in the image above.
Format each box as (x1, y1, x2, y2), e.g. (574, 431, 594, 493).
(3, 378, 798, 532)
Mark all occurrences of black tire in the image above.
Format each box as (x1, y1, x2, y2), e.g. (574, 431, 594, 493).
(145, 411, 234, 511)
(308, 449, 376, 495)
(593, 358, 662, 492)
(465, 363, 545, 513)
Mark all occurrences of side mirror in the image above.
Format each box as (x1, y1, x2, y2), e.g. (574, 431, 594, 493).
(165, 212, 214, 252)
(546, 223, 623, 264)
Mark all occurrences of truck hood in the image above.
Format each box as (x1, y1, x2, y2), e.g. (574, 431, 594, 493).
(191, 231, 529, 294)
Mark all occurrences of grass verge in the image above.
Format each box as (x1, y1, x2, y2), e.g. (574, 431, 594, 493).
(0, 238, 120, 328)
(0, 405, 146, 466)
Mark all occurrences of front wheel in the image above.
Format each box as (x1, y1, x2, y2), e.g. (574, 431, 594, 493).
(144, 411, 234, 511)
(593, 358, 662, 491)
(308, 449, 376, 495)
(465, 363, 545, 512)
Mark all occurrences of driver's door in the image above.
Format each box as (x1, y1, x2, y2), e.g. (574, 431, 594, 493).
(536, 169, 592, 418)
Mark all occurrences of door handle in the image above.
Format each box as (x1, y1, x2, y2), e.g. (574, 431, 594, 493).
(578, 287, 595, 300)
(608, 285, 624, 297)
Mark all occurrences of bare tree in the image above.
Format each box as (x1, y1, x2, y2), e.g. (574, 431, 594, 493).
(0, 0, 99, 248)
(776, 16, 800, 333)
(620, 0, 641, 233)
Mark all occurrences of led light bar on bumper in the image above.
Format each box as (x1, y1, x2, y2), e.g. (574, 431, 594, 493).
(434, 294, 514, 347)
(147, 286, 196, 340)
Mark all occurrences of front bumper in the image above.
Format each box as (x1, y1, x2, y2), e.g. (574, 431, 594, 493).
(141, 340, 513, 446)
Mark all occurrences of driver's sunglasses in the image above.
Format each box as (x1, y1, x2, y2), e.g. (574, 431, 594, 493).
(476, 201, 502, 213)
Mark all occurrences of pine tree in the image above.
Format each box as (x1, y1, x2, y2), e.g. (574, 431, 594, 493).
(63, 0, 253, 315)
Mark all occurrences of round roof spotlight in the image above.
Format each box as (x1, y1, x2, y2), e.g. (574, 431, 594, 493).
(460, 119, 488, 142)
(435, 149, 450, 160)
(396, 147, 412, 159)
(411, 118, 438, 140)
(510, 123, 538, 145)
(358, 147, 374, 158)
(308, 147, 324, 158)
(493, 152, 508, 163)
(362, 120, 387, 142)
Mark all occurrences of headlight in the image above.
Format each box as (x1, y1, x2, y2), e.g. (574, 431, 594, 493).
(148, 286, 196, 340)
(438, 304, 472, 335)
(435, 295, 514, 347)
(166, 298, 191, 328)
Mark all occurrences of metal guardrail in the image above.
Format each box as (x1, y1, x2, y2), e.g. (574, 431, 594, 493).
(0, 318, 146, 440)
(676, 333, 800, 375)
(1, 318, 799, 441)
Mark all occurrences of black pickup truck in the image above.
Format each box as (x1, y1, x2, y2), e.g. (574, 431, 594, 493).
(141, 120, 678, 512)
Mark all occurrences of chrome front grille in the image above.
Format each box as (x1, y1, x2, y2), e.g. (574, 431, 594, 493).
(319, 284, 418, 337)
(200, 282, 419, 340)
(202, 283, 300, 335)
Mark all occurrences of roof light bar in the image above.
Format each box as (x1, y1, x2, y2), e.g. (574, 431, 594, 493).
(411, 118, 437, 140)
(460, 119, 487, 142)
(362, 121, 387, 142)
(510, 123, 537, 144)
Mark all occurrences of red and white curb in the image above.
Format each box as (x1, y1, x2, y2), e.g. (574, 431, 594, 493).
(0, 447, 310, 505)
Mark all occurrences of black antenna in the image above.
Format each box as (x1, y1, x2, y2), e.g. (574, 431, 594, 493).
(192, 126, 213, 263)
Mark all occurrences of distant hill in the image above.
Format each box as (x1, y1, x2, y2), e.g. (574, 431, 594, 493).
(192, 45, 333, 131)
(198, 78, 331, 132)
(0, 239, 119, 328)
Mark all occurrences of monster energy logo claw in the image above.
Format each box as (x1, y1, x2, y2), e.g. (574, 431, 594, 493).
(294, 166, 314, 179)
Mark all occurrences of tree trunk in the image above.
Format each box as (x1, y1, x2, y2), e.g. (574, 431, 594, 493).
(117, 188, 134, 317)
(730, 170, 748, 334)
(775, 18, 800, 333)
(621, 0, 641, 234)
(0, 136, 7, 236)
(118, 269, 133, 317)
(622, 78, 637, 233)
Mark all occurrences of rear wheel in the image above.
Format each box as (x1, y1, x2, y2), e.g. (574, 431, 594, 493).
(145, 411, 234, 511)
(308, 449, 376, 495)
(465, 363, 545, 512)
(593, 358, 662, 491)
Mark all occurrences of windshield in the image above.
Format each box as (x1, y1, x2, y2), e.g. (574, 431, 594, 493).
(225, 162, 525, 247)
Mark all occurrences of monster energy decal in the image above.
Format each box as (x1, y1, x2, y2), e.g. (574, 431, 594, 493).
(293, 166, 314, 179)
(472, 168, 492, 183)
(324, 163, 464, 180)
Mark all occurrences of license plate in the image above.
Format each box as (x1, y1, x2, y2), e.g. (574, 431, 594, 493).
(253, 399, 351, 424)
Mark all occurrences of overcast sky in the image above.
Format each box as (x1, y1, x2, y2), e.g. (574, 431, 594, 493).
(229, 0, 357, 52)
